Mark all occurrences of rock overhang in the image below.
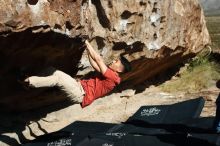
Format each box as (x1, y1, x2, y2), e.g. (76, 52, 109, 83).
(0, 0, 210, 111)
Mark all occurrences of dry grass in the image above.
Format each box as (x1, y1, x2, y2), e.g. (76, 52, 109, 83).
(160, 16, 220, 93)
(160, 59, 220, 93)
(206, 16, 220, 52)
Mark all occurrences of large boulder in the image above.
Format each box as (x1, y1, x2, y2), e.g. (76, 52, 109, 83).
(0, 0, 210, 112)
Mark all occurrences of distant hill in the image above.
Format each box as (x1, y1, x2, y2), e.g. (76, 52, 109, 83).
(205, 10, 220, 16)
(199, 0, 220, 16)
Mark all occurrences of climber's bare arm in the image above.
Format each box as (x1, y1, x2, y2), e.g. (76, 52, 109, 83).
(88, 54, 100, 72)
(85, 40, 107, 74)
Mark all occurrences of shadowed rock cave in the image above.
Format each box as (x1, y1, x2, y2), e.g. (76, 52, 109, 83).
(0, 28, 84, 112)
(0, 29, 199, 113)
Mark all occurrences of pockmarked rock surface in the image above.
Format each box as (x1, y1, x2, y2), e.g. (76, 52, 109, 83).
(0, 0, 210, 111)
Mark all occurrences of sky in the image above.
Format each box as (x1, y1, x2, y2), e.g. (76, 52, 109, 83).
(199, 0, 220, 11)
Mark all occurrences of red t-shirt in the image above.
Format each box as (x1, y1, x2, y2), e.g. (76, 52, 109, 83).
(80, 68, 121, 108)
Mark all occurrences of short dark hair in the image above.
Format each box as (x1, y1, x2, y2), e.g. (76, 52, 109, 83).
(120, 55, 132, 73)
(216, 80, 220, 89)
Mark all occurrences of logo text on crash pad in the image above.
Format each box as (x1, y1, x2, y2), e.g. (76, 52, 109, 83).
(140, 107, 161, 116)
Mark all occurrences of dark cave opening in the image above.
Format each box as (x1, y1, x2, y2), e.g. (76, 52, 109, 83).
(0, 28, 85, 112)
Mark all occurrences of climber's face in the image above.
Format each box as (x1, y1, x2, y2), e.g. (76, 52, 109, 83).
(108, 59, 125, 73)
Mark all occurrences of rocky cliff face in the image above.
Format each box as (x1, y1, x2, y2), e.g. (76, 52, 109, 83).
(0, 0, 210, 112)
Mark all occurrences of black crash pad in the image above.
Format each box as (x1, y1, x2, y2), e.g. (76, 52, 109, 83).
(24, 97, 220, 146)
(24, 121, 116, 145)
(126, 97, 205, 125)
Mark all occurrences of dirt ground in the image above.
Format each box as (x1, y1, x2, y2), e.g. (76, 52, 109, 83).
(0, 83, 219, 146)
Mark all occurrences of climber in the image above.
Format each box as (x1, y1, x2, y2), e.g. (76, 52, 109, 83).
(22, 39, 132, 108)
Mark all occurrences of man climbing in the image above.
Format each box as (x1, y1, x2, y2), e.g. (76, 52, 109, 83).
(24, 40, 132, 108)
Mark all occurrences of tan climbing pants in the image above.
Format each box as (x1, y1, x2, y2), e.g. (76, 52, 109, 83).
(27, 69, 85, 103)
